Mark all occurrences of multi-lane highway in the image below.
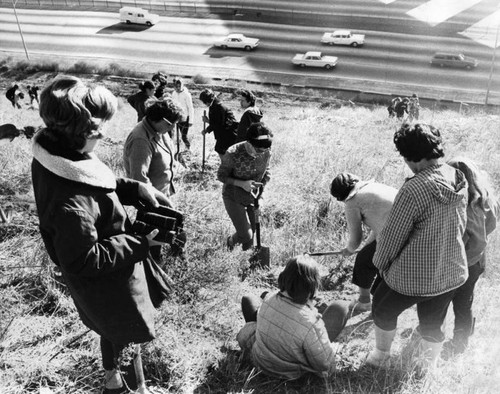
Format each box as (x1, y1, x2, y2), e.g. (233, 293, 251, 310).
(0, 1, 499, 103)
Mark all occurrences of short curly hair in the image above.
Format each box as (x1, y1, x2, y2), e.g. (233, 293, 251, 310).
(393, 123, 444, 162)
(39, 76, 117, 151)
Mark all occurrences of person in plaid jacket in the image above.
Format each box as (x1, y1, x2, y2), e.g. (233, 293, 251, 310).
(367, 123, 468, 371)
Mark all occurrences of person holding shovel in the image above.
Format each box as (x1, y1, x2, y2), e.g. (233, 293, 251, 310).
(217, 122, 272, 251)
(329, 173, 397, 313)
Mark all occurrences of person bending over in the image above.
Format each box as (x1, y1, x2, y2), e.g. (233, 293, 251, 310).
(329, 173, 397, 313)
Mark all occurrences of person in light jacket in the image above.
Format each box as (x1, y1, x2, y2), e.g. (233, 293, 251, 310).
(123, 98, 182, 198)
(32, 76, 172, 394)
(171, 77, 194, 150)
(237, 255, 349, 380)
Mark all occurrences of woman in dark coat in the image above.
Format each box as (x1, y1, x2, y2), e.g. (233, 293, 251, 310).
(127, 80, 156, 122)
(200, 89, 237, 157)
(32, 76, 170, 394)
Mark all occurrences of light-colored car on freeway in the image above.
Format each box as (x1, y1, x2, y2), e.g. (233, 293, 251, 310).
(321, 30, 365, 47)
(292, 51, 338, 69)
(119, 7, 160, 26)
(213, 34, 260, 51)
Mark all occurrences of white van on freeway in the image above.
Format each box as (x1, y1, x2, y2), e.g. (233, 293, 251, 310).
(119, 7, 160, 26)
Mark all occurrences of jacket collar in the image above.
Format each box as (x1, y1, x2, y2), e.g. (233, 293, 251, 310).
(32, 132, 116, 190)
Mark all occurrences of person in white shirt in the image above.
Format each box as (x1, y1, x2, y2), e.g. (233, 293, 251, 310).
(171, 78, 194, 151)
(330, 173, 397, 313)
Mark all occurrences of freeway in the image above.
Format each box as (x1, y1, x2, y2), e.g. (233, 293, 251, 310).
(0, 4, 499, 103)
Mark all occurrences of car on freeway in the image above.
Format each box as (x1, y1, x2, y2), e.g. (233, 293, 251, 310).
(213, 34, 260, 51)
(321, 30, 365, 47)
(119, 7, 160, 26)
(292, 51, 338, 69)
(430, 52, 478, 70)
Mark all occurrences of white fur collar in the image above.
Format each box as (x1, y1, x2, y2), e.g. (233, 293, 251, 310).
(32, 134, 116, 190)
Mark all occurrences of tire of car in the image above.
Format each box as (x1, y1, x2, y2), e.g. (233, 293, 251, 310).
(465, 65, 472, 70)
(221, 45, 227, 49)
(146, 21, 152, 26)
(325, 64, 332, 70)
(300, 63, 306, 68)
(329, 42, 334, 46)
(352, 42, 358, 47)
(439, 63, 444, 67)
(244, 46, 252, 51)
(126, 20, 131, 24)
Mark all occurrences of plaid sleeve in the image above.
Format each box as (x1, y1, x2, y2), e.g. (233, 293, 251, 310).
(373, 187, 417, 273)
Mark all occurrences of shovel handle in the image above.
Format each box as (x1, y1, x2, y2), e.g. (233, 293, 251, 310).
(307, 251, 343, 256)
(202, 110, 206, 172)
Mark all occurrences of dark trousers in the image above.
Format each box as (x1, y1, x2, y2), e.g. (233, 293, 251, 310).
(451, 261, 483, 341)
(223, 196, 256, 251)
(100, 337, 125, 370)
(352, 241, 379, 289)
(373, 279, 456, 342)
(177, 118, 190, 149)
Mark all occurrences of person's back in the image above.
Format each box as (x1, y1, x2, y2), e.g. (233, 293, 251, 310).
(251, 292, 335, 379)
(209, 98, 237, 154)
(375, 163, 468, 296)
(345, 180, 397, 240)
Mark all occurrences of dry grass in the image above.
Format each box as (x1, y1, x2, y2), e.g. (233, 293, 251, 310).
(1, 74, 500, 394)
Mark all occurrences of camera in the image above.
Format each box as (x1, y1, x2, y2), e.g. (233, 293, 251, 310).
(133, 205, 186, 251)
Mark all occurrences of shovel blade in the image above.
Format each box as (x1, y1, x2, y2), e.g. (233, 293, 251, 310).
(249, 246, 270, 269)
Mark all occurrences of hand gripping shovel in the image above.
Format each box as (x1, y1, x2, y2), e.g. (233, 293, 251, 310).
(249, 189, 270, 269)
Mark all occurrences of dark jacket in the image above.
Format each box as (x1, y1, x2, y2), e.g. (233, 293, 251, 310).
(128, 91, 151, 122)
(6, 86, 17, 103)
(236, 107, 263, 143)
(32, 131, 169, 345)
(206, 98, 237, 154)
(154, 84, 167, 99)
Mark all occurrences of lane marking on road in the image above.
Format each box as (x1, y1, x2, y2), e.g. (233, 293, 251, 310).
(459, 9, 500, 49)
(407, 0, 483, 27)
(378, 0, 397, 4)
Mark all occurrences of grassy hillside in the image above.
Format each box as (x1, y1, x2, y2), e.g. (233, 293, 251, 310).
(1, 73, 500, 394)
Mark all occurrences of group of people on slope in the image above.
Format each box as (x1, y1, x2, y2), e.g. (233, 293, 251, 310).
(5, 83, 39, 109)
(388, 93, 420, 122)
(126, 75, 268, 255)
(29, 75, 271, 393)
(27, 75, 497, 391)
(237, 123, 498, 380)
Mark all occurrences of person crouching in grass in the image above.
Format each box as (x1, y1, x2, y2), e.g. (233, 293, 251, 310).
(237, 255, 349, 379)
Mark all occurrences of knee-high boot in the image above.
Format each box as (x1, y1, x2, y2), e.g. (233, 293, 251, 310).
(365, 325, 396, 367)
